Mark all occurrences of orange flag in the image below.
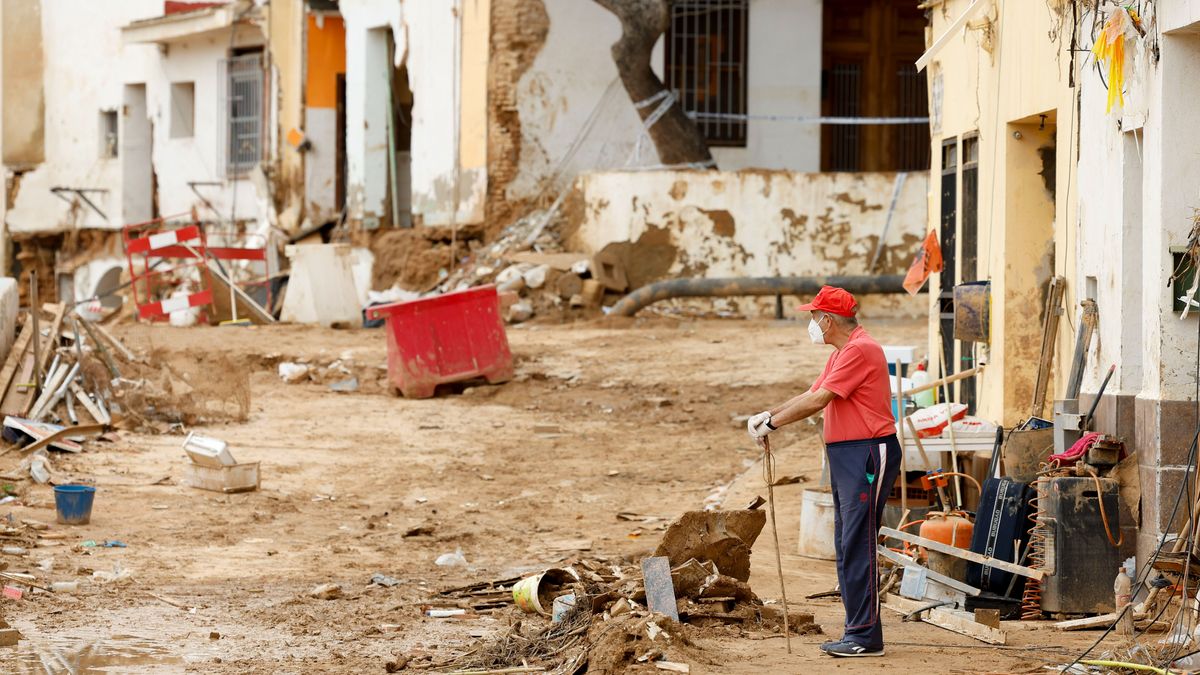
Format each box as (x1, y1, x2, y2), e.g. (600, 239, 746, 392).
(903, 230, 944, 295)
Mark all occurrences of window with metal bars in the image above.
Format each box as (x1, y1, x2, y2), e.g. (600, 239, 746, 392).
(219, 51, 264, 177)
(665, 0, 748, 147)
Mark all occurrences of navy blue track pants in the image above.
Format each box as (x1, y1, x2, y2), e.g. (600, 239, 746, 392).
(825, 433, 902, 649)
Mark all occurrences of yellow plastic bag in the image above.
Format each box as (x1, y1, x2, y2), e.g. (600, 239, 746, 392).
(1092, 8, 1134, 113)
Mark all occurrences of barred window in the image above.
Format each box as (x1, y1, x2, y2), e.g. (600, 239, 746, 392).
(665, 0, 748, 148)
(219, 51, 264, 177)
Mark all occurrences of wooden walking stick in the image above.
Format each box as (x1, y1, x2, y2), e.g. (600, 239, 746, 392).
(762, 435, 793, 653)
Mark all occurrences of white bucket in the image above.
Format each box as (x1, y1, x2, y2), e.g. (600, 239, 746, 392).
(797, 488, 837, 560)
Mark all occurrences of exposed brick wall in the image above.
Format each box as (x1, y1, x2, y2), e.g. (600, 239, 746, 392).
(486, 0, 549, 237)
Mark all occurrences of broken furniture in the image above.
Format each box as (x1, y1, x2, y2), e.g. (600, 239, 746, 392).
(182, 433, 260, 493)
(366, 285, 514, 399)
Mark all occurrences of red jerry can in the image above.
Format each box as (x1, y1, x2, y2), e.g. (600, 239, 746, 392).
(365, 285, 514, 398)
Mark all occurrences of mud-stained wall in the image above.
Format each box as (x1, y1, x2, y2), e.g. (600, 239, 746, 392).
(486, 0, 548, 234)
(573, 169, 929, 314)
(2, 0, 46, 166)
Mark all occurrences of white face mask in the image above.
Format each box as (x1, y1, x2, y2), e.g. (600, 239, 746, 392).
(808, 314, 828, 344)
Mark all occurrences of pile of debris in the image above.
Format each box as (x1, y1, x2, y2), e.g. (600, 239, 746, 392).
(408, 504, 819, 673)
(0, 302, 251, 483)
(375, 210, 621, 325)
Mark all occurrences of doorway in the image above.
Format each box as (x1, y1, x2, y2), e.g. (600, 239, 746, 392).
(121, 84, 153, 223)
(820, 0, 930, 171)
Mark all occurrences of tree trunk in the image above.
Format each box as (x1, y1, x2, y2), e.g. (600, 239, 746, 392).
(593, 0, 716, 168)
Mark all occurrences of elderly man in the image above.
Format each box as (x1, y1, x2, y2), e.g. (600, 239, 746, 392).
(747, 285, 901, 658)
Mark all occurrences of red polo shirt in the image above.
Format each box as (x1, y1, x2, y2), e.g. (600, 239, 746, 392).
(809, 326, 895, 443)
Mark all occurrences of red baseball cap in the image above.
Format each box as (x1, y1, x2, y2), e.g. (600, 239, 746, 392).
(796, 285, 858, 317)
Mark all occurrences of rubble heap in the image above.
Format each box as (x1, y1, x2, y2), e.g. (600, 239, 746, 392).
(412, 505, 820, 674)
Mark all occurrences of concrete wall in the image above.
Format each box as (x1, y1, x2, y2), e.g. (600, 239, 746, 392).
(3, 2, 265, 234)
(2, 0, 45, 167)
(5, 0, 160, 233)
(926, 0, 1079, 427)
(572, 169, 928, 315)
(268, 0, 305, 228)
(505, 0, 821, 207)
(1076, 4, 1200, 560)
(143, 27, 265, 223)
(340, 0, 487, 229)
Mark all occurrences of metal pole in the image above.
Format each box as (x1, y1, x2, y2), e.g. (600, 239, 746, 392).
(761, 436, 792, 654)
(30, 271, 41, 399)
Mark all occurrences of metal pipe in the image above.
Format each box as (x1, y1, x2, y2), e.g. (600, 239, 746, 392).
(609, 274, 913, 317)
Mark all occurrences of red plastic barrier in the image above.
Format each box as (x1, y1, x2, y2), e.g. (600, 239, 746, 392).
(365, 285, 514, 399)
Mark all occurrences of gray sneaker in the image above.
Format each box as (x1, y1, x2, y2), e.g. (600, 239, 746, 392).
(819, 640, 841, 652)
(824, 641, 885, 658)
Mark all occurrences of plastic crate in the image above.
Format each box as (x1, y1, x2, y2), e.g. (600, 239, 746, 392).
(365, 285, 514, 398)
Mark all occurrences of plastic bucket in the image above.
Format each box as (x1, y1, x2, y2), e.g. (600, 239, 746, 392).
(54, 485, 96, 525)
(512, 568, 574, 616)
(797, 488, 837, 560)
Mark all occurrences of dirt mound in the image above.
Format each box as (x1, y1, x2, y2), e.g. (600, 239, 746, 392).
(370, 225, 485, 292)
(110, 349, 251, 430)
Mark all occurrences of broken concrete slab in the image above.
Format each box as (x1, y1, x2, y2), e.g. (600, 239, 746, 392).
(653, 509, 766, 582)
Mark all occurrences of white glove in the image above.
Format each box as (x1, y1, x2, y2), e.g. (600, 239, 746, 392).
(747, 411, 775, 439)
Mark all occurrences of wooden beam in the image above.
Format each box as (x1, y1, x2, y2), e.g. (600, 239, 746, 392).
(878, 527, 1045, 580)
(900, 366, 984, 398)
(915, 0, 985, 71)
(877, 546, 981, 596)
(1054, 613, 1116, 631)
(884, 593, 1007, 645)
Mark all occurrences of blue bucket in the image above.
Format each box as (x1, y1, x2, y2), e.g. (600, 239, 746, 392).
(54, 485, 96, 525)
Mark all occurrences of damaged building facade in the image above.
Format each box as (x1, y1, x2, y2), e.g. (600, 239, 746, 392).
(928, 0, 1200, 563)
(0, 0, 934, 308)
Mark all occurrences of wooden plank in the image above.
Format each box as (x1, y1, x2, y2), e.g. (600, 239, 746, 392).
(879, 527, 1045, 580)
(87, 321, 137, 363)
(877, 546, 981, 596)
(1031, 276, 1065, 417)
(1054, 613, 1116, 631)
(69, 383, 109, 425)
(884, 593, 1007, 645)
(0, 320, 34, 404)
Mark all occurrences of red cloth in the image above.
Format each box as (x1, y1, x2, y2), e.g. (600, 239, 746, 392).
(903, 230, 944, 295)
(796, 285, 858, 317)
(811, 326, 896, 443)
(1048, 432, 1118, 466)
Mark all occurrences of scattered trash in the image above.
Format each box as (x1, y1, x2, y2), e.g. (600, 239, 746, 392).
(551, 593, 576, 623)
(424, 607, 467, 618)
(28, 455, 51, 485)
(183, 441, 260, 495)
(435, 549, 468, 567)
(278, 362, 310, 383)
(309, 583, 343, 600)
(0, 546, 25, 556)
(80, 540, 126, 548)
(328, 377, 359, 393)
(512, 568, 577, 616)
(2, 586, 22, 601)
(182, 432, 236, 467)
(92, 565, 133, 585)
(369, 573, 400, 588)
(508, 301, 533, 323)
(50, 581, 79, 593)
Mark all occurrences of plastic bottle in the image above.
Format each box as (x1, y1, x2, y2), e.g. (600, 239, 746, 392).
(1114, 567, 1133, 636)
(912, 363, 936, 409)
